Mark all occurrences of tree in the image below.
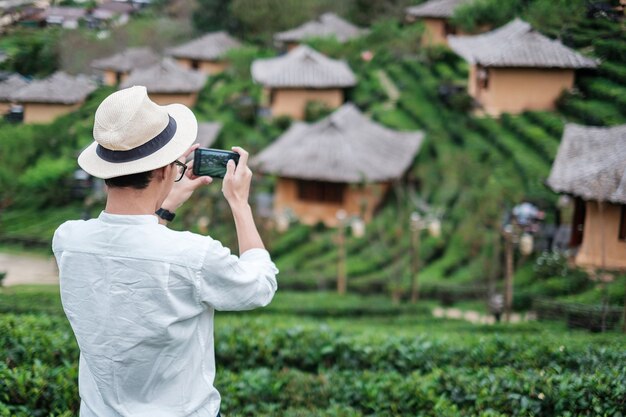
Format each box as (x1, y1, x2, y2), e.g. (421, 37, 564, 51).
(1, 30, 60, 77)
(192, 0, 237, 33)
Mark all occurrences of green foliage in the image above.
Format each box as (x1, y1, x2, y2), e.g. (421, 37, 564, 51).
(533, 250, 570, 279)
(523, 0, 587, 38)
(0, 29, 60, 77)
(191, 0, 235, 33)
(593, 38, 626, 62)
(229, 0, 347, 44)
(1, 306, 625, 416)
(17, 158, 76, 207)
(450, 0, 520, 33)
(304, 100, 334, 122)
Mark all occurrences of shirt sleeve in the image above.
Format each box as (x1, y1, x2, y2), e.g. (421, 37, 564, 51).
(195, 237, 279, 311)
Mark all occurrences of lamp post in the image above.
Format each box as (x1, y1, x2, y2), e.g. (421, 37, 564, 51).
(502, 202, 541, 322)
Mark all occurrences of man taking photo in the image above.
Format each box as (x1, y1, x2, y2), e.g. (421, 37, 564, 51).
(53, 86, 278, 417)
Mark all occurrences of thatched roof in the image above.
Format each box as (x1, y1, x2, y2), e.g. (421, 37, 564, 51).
(405, 0, 471, 19)
(251, 45, 356, 88)
(252, 103, 423, 183)
(12, 72, 96, 104)
(91, 47, 160, 73)
(44, 6, 86, 20)
(97, 1, 135, 14)
(448, 19, 598, 68)
(196, 122, 222, 148)
(120, 58, 207, 93)
(0, 74, 29, 101)
(274, 12, 368, 43)
(547, 123, 626, 204)
(167, 31, 242, 61)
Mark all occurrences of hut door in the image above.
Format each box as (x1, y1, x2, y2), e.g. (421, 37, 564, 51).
(569, 197, 586, 247)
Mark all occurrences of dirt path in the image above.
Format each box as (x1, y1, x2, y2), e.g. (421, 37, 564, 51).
(432, 306, 537, 324)
(0, 252, 59, 286)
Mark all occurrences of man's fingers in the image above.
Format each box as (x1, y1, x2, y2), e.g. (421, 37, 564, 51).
(183, 144, 200, 160)
(232, 146, 249, 168)
(225, 159, 236, 178)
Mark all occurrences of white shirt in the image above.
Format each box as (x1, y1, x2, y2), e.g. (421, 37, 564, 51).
(52, 212, 278, 417)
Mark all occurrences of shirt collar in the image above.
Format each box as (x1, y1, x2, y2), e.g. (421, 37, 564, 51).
(98, 211, 159, 225)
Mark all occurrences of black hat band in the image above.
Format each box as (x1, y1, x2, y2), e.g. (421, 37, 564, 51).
(96, 115, 177, 163)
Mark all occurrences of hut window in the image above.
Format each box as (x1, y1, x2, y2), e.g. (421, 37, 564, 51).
(191, 60, 200, 70)
(297, 180, 345, 203)
(617, 204, 626, 241)
(569, 197, 585, 247)
(477, 67, 489, 90)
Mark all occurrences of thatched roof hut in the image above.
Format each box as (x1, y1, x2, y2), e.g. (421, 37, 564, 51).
(405, 0, 470, 19)
(11, 72, 96, 123)
(120, 58, 206, 107)
(196, 122, 223, 148)
(0, 74, 29, 102)
(167, 31, 242, 62)
(120, 58, 206, 93)
(91, 47, 160, 74)
(547, 123, 626, 270)
(448, 19, 598, 69)
(44, 6, 86, 27)
(253, 103, 423, 182)
(547, 124, 626, 204)
(447, 19, 597, 115)
(252, 103, 423, 225)
(251, 45, 356, 88)
(274, 12, 368, 45)
(12, 72, 96, 104)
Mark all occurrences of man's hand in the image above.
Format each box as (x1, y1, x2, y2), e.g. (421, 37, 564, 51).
(222, 146, 252, 209)
(221, 146, 265, 252)
(162, 144, 213, 212)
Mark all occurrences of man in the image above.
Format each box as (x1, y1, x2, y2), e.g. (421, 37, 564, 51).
(53, 86, 278, 417)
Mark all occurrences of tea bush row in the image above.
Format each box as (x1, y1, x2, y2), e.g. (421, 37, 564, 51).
(3, 314, 625, 377)
(3, 362, 624, 417)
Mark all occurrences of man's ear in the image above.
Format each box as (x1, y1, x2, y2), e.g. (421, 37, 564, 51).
(156, 165, 169, 181)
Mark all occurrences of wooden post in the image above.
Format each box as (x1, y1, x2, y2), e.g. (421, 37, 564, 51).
(337, 215, 347, 295)
(410, 226, 421, 303)
(622, 281, 626, 334)
(504, 230, 514, 322)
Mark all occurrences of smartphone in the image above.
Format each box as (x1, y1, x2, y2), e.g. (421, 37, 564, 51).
(192, 148, 240, 179)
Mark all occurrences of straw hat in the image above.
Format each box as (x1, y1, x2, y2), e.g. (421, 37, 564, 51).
(78, 86, 197, 179)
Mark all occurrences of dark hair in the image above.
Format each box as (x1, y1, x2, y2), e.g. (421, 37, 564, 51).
(105, 170, 154, 190)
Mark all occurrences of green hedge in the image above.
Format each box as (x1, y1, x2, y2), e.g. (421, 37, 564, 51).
(2, 313, 626, 416)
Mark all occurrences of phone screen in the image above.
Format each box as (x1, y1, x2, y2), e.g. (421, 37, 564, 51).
(193, 148, 240, 178)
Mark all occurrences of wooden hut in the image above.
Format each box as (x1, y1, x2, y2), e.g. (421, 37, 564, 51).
(405, 0, 473, 46)
(546, 123, 626, 271)
(91, 47, 160, 86)
(44, 6, 86, 29)
(88, 0, 135, 29)
(167, 32, 242, 75)
(120, 58, 207, 107)
(195, 122, 222, 148)
(448, 19, 597, 116)
(252, 103, 424, 227)
(0, 74, 28, 115)
(12, 72, 96, 124)
(251, 45, 356, 120)
(274, 12, 368, 50)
